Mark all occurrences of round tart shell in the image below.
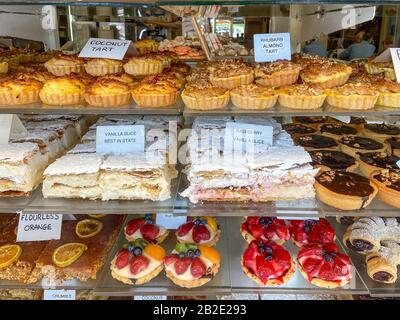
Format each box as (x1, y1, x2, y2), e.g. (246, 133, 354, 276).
(210, 72, 254, 90)
(298, 263, 351, 288)
(165, 262, 220, 288)
(361, 128, 400, 144)
(84, 92, 131, 107)
(45, 64, 84, 77)
(365, 62, 387, 75)
(278, 93, 326, 110)
(132, 91, 179, 108)
(40, 91, 84, 106)
(0, 90, 39, 105)
(377, 92, 400, 108)
(240, 228, 286, 245)
(177, 229, 221, 247)
(84, 64, 123, 77)
(255, 67, 300, 88)
(230, 91, 277, 110)
(125, 230, 170, 244)
(370, 171, 400, 208)
(327, 94, 378, 110)
(301, 67, 351, 89)
(313, 162, 358, 173)
(182, 89, 229, 110)
(386, 140, 400, 157)
(358, 155, 397, 178)
(124, 60, 163, 76)
(339, 142, 387, 159)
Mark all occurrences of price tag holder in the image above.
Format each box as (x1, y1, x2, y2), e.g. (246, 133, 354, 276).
(156, 214, 187, 230)
(134, 295, 167, 300)
(96, 125, 145, 155)
(253, 33, 291, 62)
(43, 290, 76, 300)
(79, 38, 137, 60)
(17, 213, 62, 242)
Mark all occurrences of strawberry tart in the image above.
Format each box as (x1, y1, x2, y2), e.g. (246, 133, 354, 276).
(288, 218, 336, 247)
(175, 217, 220, 247)
(241, 240, 295, 286)
(297, 242, 352, 288)
(241, 217, 290, 245)
(163, 243, 221, 288)
(111, 239, 166, 285)
(124, 215, 169, 244)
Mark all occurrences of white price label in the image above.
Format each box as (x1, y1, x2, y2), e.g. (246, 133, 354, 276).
(253, 33, 291, 62)
(96, 125, 145, 155)
(43, 290, 76, 300)
(79, 38, 133, 60)
(17, 213, 62, 242)
(156, 214, 187, 229)
(134, 295, 167, 300)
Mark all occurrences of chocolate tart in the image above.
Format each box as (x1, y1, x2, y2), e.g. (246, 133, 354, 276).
(339, 135, 386, 158)
(318, 123, 358, 139)
(386, 137, 400, 157)
(362, 123, 400, 144)
(335, 216, 358, 226)
(315, 170, 378, 210)
(282, 123, 316, 139)
(292, 116, 326, 130)
(358, 152, 400, 177)
(370, 169, 400, 208)
(296, 134, 338, 151)
(309, 150, 358, 172)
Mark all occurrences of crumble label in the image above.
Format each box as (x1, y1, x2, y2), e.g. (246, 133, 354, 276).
(79, 38, 136, 60)
(17, 213, 62, 242)
(156, 214, 187, 229)
(96, 125, 145, 155)
(134, 295, 167, 300)
(254, 33, 291, 62)
(43, 289, 76, 300)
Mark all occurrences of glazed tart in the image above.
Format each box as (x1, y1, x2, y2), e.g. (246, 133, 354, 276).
(44, 54, 85, 76)
(300, 61, 352, 88)
(327, 83, 379, 110)
(282, 123, 316, 139)
(308, 150, 358, 172)
(0, 78, 42, 105)
(362, 123, 400, 144)
(339, 135, 386, 158)
(370, 169, 400, 208)
(230, 84, 277, 110)
(84, 78, 131, 107)
(241, 240, 295, 286)
(297, 242, 352, 288)
(358, 152, 400, 177)
(315, 170, 378, 210)
(240, 217, 290, 245)
(254, 60, 301, 87)
(296, 134, 339, 151)
(288, 218, 336, 246)
(124, 215, 169, 244)
(164, 243, 220, 288)
(84, 58, 123, 77)
(209, 60, 254, 89)
(111, 239, 165, 285)
(278, 84, 327, 110)
(175, 216, 220, 247)
(386, 137, 400, 156)
(318, 123, 358, 139)
(375, 79, 400, 108)
(292, 116, 326, 130)
(182, 80, 229, 110)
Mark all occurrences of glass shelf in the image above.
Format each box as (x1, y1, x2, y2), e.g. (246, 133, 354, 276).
(0, 189, 39, 214)
(0, 278, 98, 290)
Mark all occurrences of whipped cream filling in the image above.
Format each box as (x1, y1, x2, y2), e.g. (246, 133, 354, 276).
(112, 252, 162, 279)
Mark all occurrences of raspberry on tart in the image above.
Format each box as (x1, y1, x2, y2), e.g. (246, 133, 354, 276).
(124, 214, 169, 244)
(241, 240, 295, 286)
(288, 218, 336, 246)
(241, 217, 289, 245)
(297, 242, 352, 288)
(175, 216, 220, 247)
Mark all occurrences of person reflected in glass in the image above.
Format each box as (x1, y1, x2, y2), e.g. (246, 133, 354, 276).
(339, 30, 376, 61)
(303, 37, 328, 57)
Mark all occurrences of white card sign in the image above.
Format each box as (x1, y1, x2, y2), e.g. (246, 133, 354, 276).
(79, 38, 134, 60)
(43, 290, 76, 300)
(156, 214, 187, 230)
(17, 213, 62, 242)
(96, 125, 145, 155)
(253, 33, 291, 62)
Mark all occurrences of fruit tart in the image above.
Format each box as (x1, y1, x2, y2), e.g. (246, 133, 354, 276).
(124, 215, 169, 244)
(327, 82, 379, 110)
(241, 240, 295, 286)
(296, 134, 339, 151)
(44, 54, 85, 76)
(209, 60, 254, 89)
(339, 135, 386, 158)
(164, 243, 221, 288)
(84, 58, 123, 77)
(300, 61, 352, 88)
(176, 217, 220, 247)
(370, 169, 400, 208)
(0, 78, 42, 105)
(362, 123, 400, 144)
(39, 76, 86, 106)
(230, 84, 277, 110)
(111, 239, 165, 285)
(123, 54, 164, 76)
(254, 60, 301, 87)
(278, 84, 327, 110)
(84, 78, 131, 107)
(358, 152, 400, 177)
(375, 78, 400, 108)
(297, 242, 352, 288)
(308, 150, 358, 172)
(288, 218, 336, 247)
(241, 217, 289, 245)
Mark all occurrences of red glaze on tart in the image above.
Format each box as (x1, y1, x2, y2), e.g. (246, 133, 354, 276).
(288, 218, 336, 246)
(175, 216, 220, 246)
(297, 242, 352, 288)
(241, 217, 290, 244)
(124, 214, 168, 244)
(241, 240, 295, 286)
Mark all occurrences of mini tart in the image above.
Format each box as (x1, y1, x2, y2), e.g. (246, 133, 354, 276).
(288, 218, 336, 247)
(308, 150, 358, 172)
(99, 73, 135, 86)
(282, 123, 316, 139)
(327, 83, 379, 110)
(39, 76, 85, 106)
(375, 79, 400, 108)
(111, 241, 165, 285)
(291, 116, 327, 130)
(241, 240, 295, 286)
(176, 217, 220, 247)
(0, 61, 8, 74)
(44, 54, 85, 76)
(182, 80, 229, 110)
(358, 152, 400, 178)
(300, 61, 352, 88)
(339, 135, 386, 158)
(254, 60, 301, 87)
(241, 217, 289, 245)
(386, 137, 400, 156)
(34, 50, 59, 63)
(124, 215, 169, 244)
(297, 242, 352, 288)
(209, 61, 254, 89)
(0, 78, 42, 105)
(318, 123, 358, 139)
(315, 170, 378, 210)
(131, 74, 179, 107)
(370, 169, 400, 208)
(230, 84, 277, 110)
(278, 84, 327, 109)
(291, 53, 327, 68)
(17, 71, 55, 83)
(365, 61, 393, 75)
(164, 244, 221, 288)
(134, 39, 159, 55)
(362, 123, 400, 144)
(296, 134, 338, 151)
(84, 58, 123, 76)
(84, 79, 131, 107)
(123, 55, 164, 76)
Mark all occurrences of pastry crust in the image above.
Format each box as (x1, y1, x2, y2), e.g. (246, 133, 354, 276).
(279, 93, 325, 110)
(301, 63, 352, 89)
(255, 67, 300, 87)
(177, 229, 221, 247)
(370, 170, 400, 208)
(84, 93, 131, 107)
(298, 264, 349, 288)
(40, 92, 84, 106)
(339, 137, 387, 159)
(230, 85, 277, 110)
(182, 89, 229, 110)
(327, 94, 378, 110)
(366, 253, 397, 284)
(165, 263, 220, 288)
(84, 59, 123, 76)
(210, 73, 254, 90)
(361, 125, 400, 144)
(124, 59, 163, 76)
(377, 92, 400, 108)
(240, 228, 285, 245)
(358, 153, 399, 178)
